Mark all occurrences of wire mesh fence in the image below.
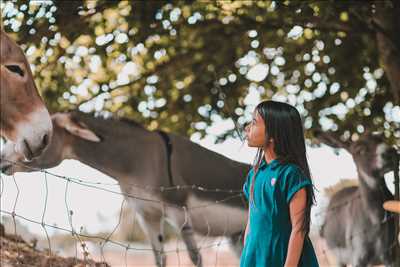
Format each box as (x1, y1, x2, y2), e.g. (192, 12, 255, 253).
(1, 159, 398, 267)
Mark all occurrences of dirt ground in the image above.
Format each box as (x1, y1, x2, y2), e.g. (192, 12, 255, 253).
(0, 234, 344, 267)
(1, 230, 386, 267)
(79, 236, 335, 267)
(90, 240, 240, 267)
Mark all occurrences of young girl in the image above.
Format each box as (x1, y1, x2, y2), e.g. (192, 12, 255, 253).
(240, 100, 319, 267)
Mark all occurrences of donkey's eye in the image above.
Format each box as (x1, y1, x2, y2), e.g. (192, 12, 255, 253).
(5, 65, 24, 77)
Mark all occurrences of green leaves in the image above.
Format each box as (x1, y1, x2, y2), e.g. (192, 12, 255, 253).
(2, 0, 399, 145)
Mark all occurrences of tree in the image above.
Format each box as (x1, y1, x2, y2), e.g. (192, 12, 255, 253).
(1, 0, 399, 145)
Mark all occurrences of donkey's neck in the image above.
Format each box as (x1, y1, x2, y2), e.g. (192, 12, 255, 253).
(68, 116, 159, 184)
(357, 166, 390, 220)
(357, 167, 384, 191)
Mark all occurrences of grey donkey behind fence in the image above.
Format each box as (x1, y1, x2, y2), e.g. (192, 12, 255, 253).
(316, 130, 400, 267)
(0, 111, 250, 267)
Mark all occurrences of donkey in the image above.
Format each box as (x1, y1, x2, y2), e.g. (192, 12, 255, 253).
(0, 111, 250, 267)
(316, 130, 399, 267)
(0, 29, 52, 160)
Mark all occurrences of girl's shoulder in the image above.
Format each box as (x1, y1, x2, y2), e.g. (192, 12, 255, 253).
(276, 162, 304, 177)
(276, 163, 312, 203)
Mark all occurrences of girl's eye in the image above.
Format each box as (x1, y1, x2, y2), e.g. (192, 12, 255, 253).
(241, 122, 250, 131)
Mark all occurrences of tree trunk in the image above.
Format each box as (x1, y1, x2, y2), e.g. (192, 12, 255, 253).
(375, 1, 400, 258)
(374, 1, 400, 104)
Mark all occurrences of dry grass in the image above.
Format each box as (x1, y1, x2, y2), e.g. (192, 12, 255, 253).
(1, 224, 388, 267)
(0, 231, 109, 267)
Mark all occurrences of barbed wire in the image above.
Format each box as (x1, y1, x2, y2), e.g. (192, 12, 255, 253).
(2, 158, 244, 193)
(0, 210, 237, 258)
(2, 207, 397, 266)
(0, 161, 246, 266)
(1, 159, 399, 267)
(1, 160, 245, 212)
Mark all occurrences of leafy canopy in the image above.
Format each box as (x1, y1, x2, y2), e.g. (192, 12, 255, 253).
(1, 0, 399, 145)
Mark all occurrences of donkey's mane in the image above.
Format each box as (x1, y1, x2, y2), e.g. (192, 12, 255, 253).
(324, 178, 359, 198)
(70, 111, 146, 137)
(119, 117, 145, 129)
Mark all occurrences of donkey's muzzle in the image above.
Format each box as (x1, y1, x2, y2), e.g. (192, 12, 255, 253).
(0, 159, 13, 175)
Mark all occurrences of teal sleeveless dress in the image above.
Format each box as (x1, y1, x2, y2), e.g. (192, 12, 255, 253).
(240, 159, 319, 267)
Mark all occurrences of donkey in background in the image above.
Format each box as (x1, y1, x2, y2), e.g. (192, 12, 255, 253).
(0, 29, 52, 160)
(0, 111, 250, 267)
(316, 130, 399, 267)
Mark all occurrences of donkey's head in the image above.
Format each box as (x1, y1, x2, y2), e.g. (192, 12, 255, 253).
(314, 129, 398, 178)
(0, 112, 100, 175)
(350, 133, 398, 177)
(0, 29, 53, 160)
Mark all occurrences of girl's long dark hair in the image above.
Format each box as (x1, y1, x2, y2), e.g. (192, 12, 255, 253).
(249, 100, 316, 235)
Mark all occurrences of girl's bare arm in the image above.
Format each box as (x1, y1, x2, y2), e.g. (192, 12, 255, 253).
(284, 188, 307, 267)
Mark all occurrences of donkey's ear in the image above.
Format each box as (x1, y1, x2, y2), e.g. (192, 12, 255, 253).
(52, 113, 101, 142)
(313, 128, 348, 149)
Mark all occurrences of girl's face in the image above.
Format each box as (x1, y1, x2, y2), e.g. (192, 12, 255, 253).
(245, 110, 266, 147)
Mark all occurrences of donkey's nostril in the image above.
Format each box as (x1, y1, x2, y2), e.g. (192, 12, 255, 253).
(41, 134, 49, 148)
(23, 139, 34, 161)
